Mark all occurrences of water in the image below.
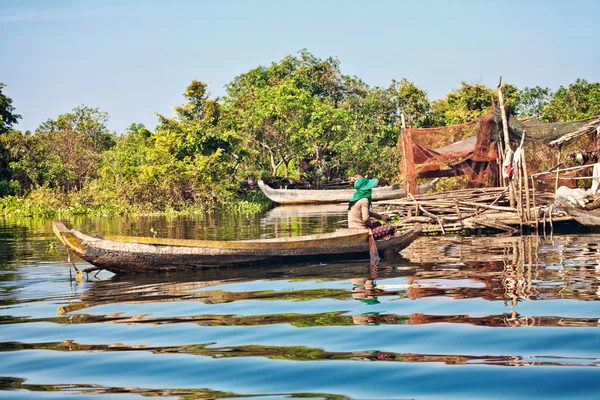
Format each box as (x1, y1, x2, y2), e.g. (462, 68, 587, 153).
(0, 209, 599, 399)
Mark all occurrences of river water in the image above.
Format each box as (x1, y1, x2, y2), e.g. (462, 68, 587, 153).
(1, 206, 599, 399)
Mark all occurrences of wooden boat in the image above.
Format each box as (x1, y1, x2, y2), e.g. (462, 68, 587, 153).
(258, 178, 439, 205)
(560, 203, 600, 228)
(52, 222, 422, 273)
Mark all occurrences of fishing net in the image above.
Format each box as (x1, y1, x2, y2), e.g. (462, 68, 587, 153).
(402, 108, 504, 188)
(400, 106, 600, 189)
(518, 116, 598, 143)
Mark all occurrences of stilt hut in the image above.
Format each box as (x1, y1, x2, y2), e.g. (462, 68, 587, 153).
(399, 107, 600, 193)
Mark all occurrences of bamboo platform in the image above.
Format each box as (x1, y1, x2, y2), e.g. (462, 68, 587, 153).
(376, 186, 575, 235)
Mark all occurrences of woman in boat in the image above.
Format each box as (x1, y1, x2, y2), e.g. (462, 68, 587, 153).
(348, 177, 396, 239)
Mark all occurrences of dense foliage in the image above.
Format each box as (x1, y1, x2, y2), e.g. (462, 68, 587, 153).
(0, 83, 21, 135)
(0, 51, 599, 217)
(542, 79, 600, 122)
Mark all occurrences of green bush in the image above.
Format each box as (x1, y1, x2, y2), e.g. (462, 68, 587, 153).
(0, 180, 8, 197)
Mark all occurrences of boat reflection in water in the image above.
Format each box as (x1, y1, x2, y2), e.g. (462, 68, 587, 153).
(59, 233, 600, 331)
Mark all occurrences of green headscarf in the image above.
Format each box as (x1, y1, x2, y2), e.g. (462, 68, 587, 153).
(349, 177, 379, 204)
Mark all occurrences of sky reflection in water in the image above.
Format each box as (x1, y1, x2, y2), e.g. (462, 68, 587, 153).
(0, 213, 599, 399)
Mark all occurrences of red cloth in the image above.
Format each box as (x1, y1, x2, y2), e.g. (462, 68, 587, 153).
(372, 225, 395, 240)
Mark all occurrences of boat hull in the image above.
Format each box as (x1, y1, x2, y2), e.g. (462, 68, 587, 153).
(258, 179, 439, 205)
(53, 222, 422, 273)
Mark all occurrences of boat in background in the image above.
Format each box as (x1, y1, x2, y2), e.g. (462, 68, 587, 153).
(258, 178, 439, 205)
(53, 222, 422, 273)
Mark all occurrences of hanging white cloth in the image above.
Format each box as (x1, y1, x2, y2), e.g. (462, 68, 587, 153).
(502, 149, 514, 179)
(513, 147, 522, 168)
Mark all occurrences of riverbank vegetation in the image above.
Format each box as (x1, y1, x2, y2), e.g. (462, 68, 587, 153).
(1, 50, 599, 217)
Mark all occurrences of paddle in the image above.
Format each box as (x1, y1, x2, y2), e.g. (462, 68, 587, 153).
(368, 228, 380, 263)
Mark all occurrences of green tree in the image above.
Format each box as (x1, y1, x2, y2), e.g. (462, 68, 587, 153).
(496, 83, 520, 113)
(431, 81, 494, 125)
(36, 105, 115, 149)
(222, 51, 352, 182)
(3, 106, 115, 193)
(93, 82, 241, 210)
(0, 83, 22, 190)
(517, 86, 553, 117)
(94, 123, 154, 204)
(0, 83, 21, 134)
(391, 78, 432, 128)
(227, 80, 349, 179)
(1, 130, 61, 192)
(336, 79, 401, 181)
(154, 80, 235, 160)
(542, 79, 600, 122)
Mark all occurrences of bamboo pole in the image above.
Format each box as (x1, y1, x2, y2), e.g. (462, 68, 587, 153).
(518, 132, 531, 222)
(400, 112, 418, 195)
(530, 164, 592, 177)
(516, 151, 524, 225)
(399, 111, 409, 194)
(522, 160, 531, 222)
(531, 176, 539, 232)
(497, 77, 516, 208)
(549, 205, 554, 238)
(497, 139, 506, 187)
(455, 200, 463, 229)
(555, 148, 561, 193)
(455, 201, 516, 212)
(515, 135, 523, 223)
(556, 175, 600, 180)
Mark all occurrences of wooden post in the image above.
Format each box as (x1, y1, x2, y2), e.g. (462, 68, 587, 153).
(531, 176, 539, 233)
(400, 112, 418, 195)
(521, 132, 531, 222)
(555, 147, 561, 193)
(497, 77, 516, 208)
(517, 152, 524, 224)
(498, 141, 506, 187)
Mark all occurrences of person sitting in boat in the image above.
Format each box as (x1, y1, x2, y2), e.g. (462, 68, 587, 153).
(348, 177, 395, 240)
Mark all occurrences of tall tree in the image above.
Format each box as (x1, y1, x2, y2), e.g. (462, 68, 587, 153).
(517, 86, 553, 117)
(431, 81, 494, 125)
(0, 83, 21, 134)
(496, 83, 521, 113)
(222, 50, 352, 181)
(336, 78, 401, 181)
(36, 105, 115, 149)
(114, 80, 241, 208)
(4, 106, 115, 193)
(542, 79, 600, 122)
(154, 80, 231, 160)
(391, 79, 432, 128)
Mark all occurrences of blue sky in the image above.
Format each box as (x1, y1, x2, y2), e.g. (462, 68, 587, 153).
(1, 0, 599, 133)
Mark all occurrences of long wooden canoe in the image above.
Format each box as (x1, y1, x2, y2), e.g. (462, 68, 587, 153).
(53, 222, 422, 273)
(258, 178, 439, 205)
